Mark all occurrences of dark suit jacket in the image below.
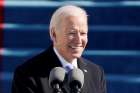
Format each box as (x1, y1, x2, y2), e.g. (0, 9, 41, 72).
(12, 46, 106, 93)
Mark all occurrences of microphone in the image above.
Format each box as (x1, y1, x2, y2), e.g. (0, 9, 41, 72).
(49, 67, 66, 93)
(68, 68, 84, 93)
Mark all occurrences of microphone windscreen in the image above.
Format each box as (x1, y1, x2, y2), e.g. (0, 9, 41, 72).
(49, 67, 66, 87)
(68, 68, 84, 88)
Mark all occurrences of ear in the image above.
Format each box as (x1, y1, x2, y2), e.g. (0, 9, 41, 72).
(49, 27, 56, 42)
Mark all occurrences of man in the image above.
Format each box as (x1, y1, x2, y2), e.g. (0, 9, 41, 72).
(12, 5, 107, 93)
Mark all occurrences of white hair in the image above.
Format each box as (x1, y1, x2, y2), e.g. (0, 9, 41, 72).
(49, 5, 87, 31)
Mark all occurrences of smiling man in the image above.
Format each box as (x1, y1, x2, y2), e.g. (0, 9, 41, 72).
(12, 5, 107, 93)
(50, 6, 88, 63)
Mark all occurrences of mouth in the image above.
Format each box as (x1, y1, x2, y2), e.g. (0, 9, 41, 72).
(69, 45, 83, 49)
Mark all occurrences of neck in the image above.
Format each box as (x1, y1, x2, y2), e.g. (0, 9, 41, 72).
(53, 47, 77, 63)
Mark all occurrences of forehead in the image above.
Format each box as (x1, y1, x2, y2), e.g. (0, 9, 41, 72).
(62, 15, 87, 27)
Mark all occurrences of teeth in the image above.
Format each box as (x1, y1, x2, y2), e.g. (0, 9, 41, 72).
(71, 46, 77, 48)
(71, 46, 81, 48)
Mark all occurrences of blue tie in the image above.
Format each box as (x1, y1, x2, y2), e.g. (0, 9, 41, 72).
(65, 64, 73, 73)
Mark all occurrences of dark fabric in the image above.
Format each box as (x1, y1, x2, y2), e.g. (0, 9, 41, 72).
(11, 46, 107, 93)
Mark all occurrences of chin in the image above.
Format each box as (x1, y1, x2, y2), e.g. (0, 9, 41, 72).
(71, 53, 82, 58)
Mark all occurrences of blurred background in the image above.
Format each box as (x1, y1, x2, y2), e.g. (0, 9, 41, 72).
(1, 0, 140, 93)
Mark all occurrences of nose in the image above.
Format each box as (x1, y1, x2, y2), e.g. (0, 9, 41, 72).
(74, 32, 82, 44)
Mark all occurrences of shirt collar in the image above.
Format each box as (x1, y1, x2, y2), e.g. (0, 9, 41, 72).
(53, 47, 78, 68)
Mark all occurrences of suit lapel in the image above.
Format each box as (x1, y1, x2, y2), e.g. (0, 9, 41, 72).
(45, 46, 62, 68)
(77, 58, 87, 71)
(77, 58, 89, 93)
(44, 46, 70, 93)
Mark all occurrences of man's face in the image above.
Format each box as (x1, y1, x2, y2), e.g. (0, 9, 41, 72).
(53, 15, 88, 62)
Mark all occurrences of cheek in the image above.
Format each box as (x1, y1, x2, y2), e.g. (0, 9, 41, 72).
(85, 37, 88, 44)
(59, 37, 69, 47)
(64, 35, 73, 43)
(82, 36, 88, 44)
(67, 35, 74, 40)
(56, 34, 66, 44)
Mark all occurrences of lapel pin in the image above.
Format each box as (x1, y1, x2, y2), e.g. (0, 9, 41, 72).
(83, 69, 87, 73)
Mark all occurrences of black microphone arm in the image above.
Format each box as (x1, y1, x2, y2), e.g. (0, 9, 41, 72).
(68, 68, 84, 93)
(49, 67, 66, 93)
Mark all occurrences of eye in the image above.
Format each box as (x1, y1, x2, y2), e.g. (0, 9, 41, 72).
(68, 30, 77, 35)
(69, 32, 76, 35)
(81, 32, 87, 36)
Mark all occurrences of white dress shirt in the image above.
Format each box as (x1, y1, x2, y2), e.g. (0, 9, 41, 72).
(53, 47, 78, 72)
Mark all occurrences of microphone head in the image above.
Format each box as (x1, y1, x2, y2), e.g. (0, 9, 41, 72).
(49, 67, 66, 88)
(68, 68, 84, 89)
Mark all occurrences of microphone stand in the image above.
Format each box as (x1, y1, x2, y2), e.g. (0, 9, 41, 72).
(52, 83, 63, 93)
(70, 85, 81, 93)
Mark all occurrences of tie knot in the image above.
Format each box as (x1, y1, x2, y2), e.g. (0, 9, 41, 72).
(65, 64, 74, 73)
